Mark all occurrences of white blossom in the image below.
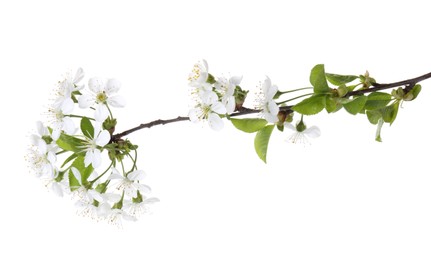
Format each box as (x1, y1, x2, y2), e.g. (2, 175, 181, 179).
(108, 168, 151, 198)
(79, 122, 110, 168)
(78, 77, 126, 122)
(255, 76, 279, 123)
(284, 121, 321, 145)
(215, 75, 242, 114)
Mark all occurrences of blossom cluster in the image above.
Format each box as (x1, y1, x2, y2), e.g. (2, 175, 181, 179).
(27, 68, 158, 227)
(187, 60, 320, 144)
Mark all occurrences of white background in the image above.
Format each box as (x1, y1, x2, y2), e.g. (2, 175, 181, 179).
(1, 0, 431, 259)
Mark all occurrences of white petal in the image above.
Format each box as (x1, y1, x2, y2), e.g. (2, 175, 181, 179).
(84, 150, 94, 167)
(94, 104, 109, 122)
(266, 84, 279, 100)
(264, 112, 278, 124)
(284, 123, 296, 132)
(61, 98, 74, 114)
(62, 117, 76, 134)
(88, 77, 105, 93)
(92, 149, 102, 168)
(229, 75, 243, 86)
(304, 126, 321, 138)
(51, 129, 60, 141)
(78, 94, 95, 109)
(208, 113, 224, 131)
(36, 121, 46, 136)
(262, 76, 272, 93)
(51, 182, 64, 197)
(71, 167, 82, 184)
(107, 95, 126, 107)
(144, 197, 160, 204)
(96, 130, 111, 146)
(108, 172, 124, 180)
(137, 184, 152, 194)
(74, 67, 85, 84)
(88, 189, 104, 202)
(105, 78, 121, 95)
(128, 170, 146, 181)
(200, 90, 217, 104)
(188, 108, 200, 123)
(267, 101, 279, 116)
(224, 96, 236, 114)
(37, 139, 47, 154)
(211, 102, 227, 114)
(47, 151, 57, 165)
(201, 59, 208, 72)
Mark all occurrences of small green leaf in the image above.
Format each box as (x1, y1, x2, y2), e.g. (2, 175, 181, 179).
(230, 118, 268, 133)
(80, 117, 94, 139)
(310, 64, 330, 93)
(292, 95, 326, 115)
(56, 134, 84, 152)
(364, 92, 392, 110)
(254, 125, 275, 163)
(343, 96, 368, 115)
(326, 73, 358, 86)
(382, 102, 399, 125)
(366, 110, 382, 125)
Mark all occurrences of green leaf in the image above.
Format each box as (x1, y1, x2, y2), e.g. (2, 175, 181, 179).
(343, 96, 368, 115)
(326, 73, 358, 86)
(366, 110, 382, 125)
(325, 96, 337, 113)
(80, 117, 94, 139)
(364, 92, 392, 110)
(60, 153, 78, 168)
(382, 102, 399, 125)
(310, 64, 330, 93)
(254, 125, 275, 163)
(292, 95, 326, 115)
(68, 156, 94, 191)
(230, 118, 268, 133)
(56, 134, 84, 152)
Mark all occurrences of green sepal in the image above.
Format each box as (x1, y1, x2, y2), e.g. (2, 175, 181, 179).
(292, 95, 326, 115)
(405, 84, 421, 101)
(207, 73, 216, 84)
(230, 118, 268, 133)
(326, 73, 358, 86)
(343, 96, 368, 115)
(310, 64, 330, 93)
(364, 92, 392, 110)
(254, 125, 275, 163)
(80, 117, 94, 139)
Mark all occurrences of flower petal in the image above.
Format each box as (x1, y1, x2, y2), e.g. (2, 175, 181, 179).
(211, 102, 227, 114)
(51, 182, 64, 197)
(88, 77, 105, 93)
(267, 101, 279, 116)
(105, 78, 121, 95)
(229, 75, 243, 86)
(107, 95, 126, 107)
(71, 167, 82, 184)
(61, 98, 74, 114)
(208, 113, 224, 131)
(128, 170, 146, 181)
(188, 108, 200, 123)
(284, 123, 296, 132)
(94, 104, 109, 122)
(266, 84, 278, 100)
(96, 130, 111, 146)
(62, 117, 76, 134)
(74, 67, 85, 85)
(304, 126, 321, 138)
(92, 149, 102, 168)
(84, 150, 94, 167)
(78, 94, 95, 109)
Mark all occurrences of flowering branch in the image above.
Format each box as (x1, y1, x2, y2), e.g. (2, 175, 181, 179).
(27, 61, 429, 227)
